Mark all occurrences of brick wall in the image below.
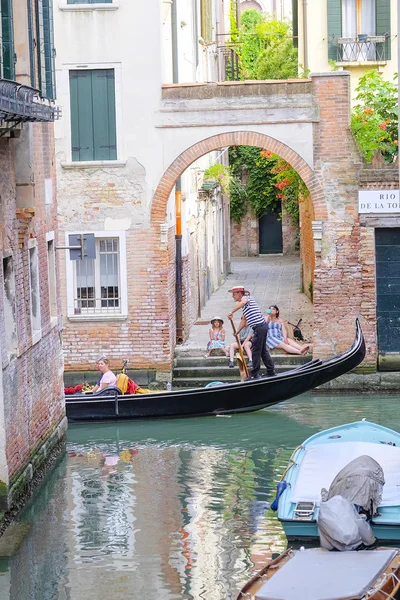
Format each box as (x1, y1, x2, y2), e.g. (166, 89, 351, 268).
(0, 122, 65, 508)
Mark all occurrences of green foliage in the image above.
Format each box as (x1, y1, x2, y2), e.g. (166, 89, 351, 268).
(234, 10, 298, 80)
(351, 70, 398, 163)
(228, 146, 307, 225)
(255, 36, 298, 80)
(328, 59, 339, 71)
(203, 163, 232, 193)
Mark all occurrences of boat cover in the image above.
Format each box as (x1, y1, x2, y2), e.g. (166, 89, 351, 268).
(325, 455, 384, 516)
(255, 549, 397, 600)
(291, 442, 400, 506)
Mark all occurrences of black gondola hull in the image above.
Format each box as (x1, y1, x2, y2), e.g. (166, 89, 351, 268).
(66, 320, 366, 422)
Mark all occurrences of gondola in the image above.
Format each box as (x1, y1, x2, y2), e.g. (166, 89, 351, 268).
(65, 319, 365, 422)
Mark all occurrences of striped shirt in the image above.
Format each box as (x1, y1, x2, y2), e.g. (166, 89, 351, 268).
(242, 297, 265, 327)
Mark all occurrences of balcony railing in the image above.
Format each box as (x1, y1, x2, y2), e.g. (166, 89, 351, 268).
(337, 36, 386, 62)
(0, 79, 61, 123)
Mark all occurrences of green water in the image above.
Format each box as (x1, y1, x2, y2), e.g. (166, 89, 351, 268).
(1, 393, 400, 600)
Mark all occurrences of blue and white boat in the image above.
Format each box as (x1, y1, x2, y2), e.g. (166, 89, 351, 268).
(274, 420, 400, 541)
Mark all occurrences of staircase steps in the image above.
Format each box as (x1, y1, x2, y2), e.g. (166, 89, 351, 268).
(172, 354, 312, 389)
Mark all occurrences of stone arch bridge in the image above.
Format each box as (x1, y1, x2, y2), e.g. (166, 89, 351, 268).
(141, 72, 373, 367)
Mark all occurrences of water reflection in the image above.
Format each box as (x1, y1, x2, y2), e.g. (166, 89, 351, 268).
(1, 394, 400, 600)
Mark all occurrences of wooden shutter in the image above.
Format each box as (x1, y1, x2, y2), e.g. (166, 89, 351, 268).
(1, 0, 14, 80)
(27, 0, 35, 87)
(92, 70, 117, 161)
(36, 0, 46, 96)
(200, 0, 212, 43)
(43, 0, 56, 99)
(70, 70, 94, 161)
(70, 69, 117, 162)
(327, 0, 342, 61)
(376, 0, 391, 60)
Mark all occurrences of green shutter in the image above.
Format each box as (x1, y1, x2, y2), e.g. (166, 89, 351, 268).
(327, 0, 342, 61)
(70, 69, 117, 162)
(376, 0, 391, 60)
(36, 0, 46, 96)
(43, 0, 56, 99)
(27, 0, 35, 87)
(1, 0, 14, 80)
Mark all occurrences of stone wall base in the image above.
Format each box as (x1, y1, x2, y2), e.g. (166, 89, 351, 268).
(317, 371, 400, 391)
(0, 416, 68, 523)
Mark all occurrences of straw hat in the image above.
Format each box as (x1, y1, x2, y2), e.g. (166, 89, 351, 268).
(210, 316, 224, 325)
(228, 285, 250, 294)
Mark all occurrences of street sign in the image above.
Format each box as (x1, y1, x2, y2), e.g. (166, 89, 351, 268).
(67, 234, 96, 260)
(358, 190, 400, 213)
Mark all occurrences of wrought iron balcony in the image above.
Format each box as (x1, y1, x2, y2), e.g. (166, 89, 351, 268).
(337, 36, 386, 63)
(0, 79, 61, 123)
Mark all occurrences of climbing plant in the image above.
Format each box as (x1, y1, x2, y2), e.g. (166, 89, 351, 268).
(228, 147, 308, 225)
(351, 70, 398, 163)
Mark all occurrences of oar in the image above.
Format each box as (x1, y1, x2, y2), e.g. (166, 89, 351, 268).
(229, 317, 249, 379)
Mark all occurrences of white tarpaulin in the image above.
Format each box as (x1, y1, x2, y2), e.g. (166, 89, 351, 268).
(291, 441, 400, 506)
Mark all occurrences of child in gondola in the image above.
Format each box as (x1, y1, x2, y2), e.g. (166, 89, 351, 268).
(206, 317, 229, 358)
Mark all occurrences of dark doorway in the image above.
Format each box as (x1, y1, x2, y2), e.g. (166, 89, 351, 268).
(376, 228, 400, 369)
(259, 207, 283, 254)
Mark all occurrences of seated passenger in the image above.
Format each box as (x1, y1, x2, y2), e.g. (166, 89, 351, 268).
(206, 317, 229, 357)
(97, 358, 117, 389)
(228, 321, 253, 368)
(266, 305, 309, 355)
(91, 355, 108, 393)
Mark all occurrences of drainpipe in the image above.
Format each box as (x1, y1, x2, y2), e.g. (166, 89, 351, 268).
(302, 0, 309, 73)
(171, 0, 178, 83)
(175, 179, 183, 343)
(171, 0, 183, 342)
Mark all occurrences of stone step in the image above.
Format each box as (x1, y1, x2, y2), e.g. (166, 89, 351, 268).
(174, 355, 310, 367)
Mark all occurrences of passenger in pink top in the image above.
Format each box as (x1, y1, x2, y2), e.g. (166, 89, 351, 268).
(97, 358, 117, 389)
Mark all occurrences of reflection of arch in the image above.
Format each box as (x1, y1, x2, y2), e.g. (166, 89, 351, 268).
(151, 131, 327, 223)
(240, 0, 263, 12)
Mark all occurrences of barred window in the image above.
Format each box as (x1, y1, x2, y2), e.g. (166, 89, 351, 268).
(74, 238, 120, 315)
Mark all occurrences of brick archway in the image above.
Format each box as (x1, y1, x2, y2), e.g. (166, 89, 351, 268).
(151, 130, 328, 222)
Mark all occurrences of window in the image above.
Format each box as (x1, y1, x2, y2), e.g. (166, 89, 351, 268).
(47, 238, 57, 321)
(67, 234, 128, 319)
(328, 0, 391, 61)
(69, 69, 117, 162)
(29, 243, 41, 340)
(2, 255, 17, 357)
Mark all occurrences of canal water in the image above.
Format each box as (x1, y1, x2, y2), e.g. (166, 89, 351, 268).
(1, 393, 399, 600)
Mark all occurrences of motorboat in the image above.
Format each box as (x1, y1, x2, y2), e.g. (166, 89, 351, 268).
(236, 547, 400, 600)
(66, 319, 365, 422)
(275, 420, 400, 541)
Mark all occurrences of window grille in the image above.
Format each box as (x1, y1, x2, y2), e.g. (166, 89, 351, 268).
(74, 238, 120, 315)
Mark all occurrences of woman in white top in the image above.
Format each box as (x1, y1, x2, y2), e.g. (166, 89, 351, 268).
(97, 358, 117, 389)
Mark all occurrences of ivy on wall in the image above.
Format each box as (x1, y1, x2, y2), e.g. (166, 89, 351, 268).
(228, 146, 308, 226)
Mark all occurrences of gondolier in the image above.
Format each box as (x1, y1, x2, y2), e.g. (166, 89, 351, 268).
(228, 286, 276, 380)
